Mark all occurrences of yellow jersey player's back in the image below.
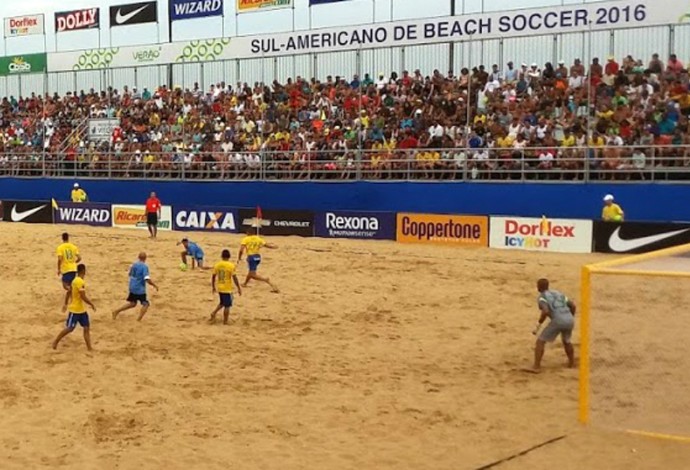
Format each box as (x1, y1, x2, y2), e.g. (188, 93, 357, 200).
(56, 232, 81, 290)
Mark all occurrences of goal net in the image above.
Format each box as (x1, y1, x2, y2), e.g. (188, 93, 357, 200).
(580, 243, 690, 442)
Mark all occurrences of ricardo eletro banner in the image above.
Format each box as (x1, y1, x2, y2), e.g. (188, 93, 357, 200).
(396, 213, 488, 247)
(112, 204, 172, 230)
(238, 0, 292, 13)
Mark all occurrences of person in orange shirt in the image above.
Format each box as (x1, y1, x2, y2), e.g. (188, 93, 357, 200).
(145, 191, 162, 239)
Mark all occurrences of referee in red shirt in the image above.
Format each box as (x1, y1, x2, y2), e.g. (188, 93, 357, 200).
(146, 192, 162, 239)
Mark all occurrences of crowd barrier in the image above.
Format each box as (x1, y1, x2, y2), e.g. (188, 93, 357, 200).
(2, 199, 690, 256)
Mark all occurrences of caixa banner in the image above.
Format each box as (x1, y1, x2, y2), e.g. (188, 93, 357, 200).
(315, 211, 396, 240)
(53, 202, 112, 227)
(173, 206, 239, 233)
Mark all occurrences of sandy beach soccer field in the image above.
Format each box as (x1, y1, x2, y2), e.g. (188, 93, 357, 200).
(0, 222, 689, 469)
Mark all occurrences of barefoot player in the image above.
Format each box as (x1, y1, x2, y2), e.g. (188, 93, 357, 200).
(238, 226, 279, 292)
(52, 263, 96, 351)
(210, 249, 242, 324)
(178, 238, 208, 270)
(56, 232, 82, 291)
(112, 252, 159, 321)
(529, 278, 576, 373)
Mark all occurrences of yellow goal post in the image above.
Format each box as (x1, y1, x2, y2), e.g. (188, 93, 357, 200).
(579, 242, 690, 442)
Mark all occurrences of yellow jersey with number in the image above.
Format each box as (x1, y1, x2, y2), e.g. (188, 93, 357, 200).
(69, 277, 87, 313)
(241, 235, 266, 256)
(213, 261, 237, 294)
(57, 242, 80, 274)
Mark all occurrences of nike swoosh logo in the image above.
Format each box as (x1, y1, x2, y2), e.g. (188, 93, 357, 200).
(11, 204, 47, 222)
(116, 5, 148, 25)
(608, 227, 690, 252)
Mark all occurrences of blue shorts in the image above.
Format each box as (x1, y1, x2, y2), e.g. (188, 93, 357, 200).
(219, 293, 233, 308)
(66, 312, 90, 328)
(62, 272, 77, 285)
(247, 255, 261, 272)
(127, 293, 150, 305)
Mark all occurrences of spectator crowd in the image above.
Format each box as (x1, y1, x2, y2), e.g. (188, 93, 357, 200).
(1, 52, 690, 181)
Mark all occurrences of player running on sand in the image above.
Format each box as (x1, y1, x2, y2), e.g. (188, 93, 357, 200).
(52, 263, 96, 351)
(56, 232, 82, 291)
(238, 226, 279, 292)
(112, 252, 159, 321)
(178, 238, 208, 270)
(528, 278, 576, 373)
(210, 249, 242, 325)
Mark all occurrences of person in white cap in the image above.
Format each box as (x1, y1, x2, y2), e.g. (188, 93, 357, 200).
(602, 194, 624, 222)
(71, 183, 88, 203)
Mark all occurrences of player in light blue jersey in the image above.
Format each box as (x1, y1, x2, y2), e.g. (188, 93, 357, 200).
(178, 238, 208, 270)
(112, 252, 159, 321)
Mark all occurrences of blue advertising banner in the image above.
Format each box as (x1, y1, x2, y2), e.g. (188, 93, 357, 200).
(173, 205, 239, 233)
(53, 202, 112, 227)
(170, 0, 223, 21)
(309, 0, 349, 4)
(315, 211, 396, 240)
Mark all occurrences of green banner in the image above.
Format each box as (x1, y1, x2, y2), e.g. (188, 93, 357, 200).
(0, 53, 47, 76)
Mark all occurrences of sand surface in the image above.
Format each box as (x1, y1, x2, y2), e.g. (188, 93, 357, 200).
(1, 222, 689, 469)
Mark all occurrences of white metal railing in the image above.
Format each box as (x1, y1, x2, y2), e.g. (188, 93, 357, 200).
(1, 146, 688, 182)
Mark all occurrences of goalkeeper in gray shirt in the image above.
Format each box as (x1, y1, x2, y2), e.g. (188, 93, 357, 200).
(529, 278, 576, 373)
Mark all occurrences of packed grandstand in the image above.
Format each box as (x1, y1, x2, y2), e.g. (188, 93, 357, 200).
(1, 53, 689, 180)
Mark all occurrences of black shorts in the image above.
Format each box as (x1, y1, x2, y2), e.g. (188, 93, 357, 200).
(127, 293, 149, 305)
(147, 212, 158, 226)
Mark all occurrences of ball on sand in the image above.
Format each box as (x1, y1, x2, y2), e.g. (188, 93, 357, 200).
(179, 263, 188, 272)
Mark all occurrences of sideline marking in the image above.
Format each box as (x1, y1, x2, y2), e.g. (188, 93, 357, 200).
(474, 435, 567, 470)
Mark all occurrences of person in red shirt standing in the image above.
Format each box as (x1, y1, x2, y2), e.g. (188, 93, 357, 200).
(145, 192, 162, 239)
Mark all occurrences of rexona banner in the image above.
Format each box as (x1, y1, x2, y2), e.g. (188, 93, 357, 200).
(593, 221, 690, 254)
(48, 0, 687, 69)
(55, 9, 100, 33)
(396, 213, 488, 247)
(112, 204, 172, 230)
(0, 53, 47, 76)
(490, 217, 592, 253)
(315, 211, 395, 240)
(2, 200, 52, 224)
(4, 15, 45, 37)
(238, 0, 292, 13)
(238, 208, 313, 236)
(173, 206, 239, 233)
(53, 202, 112, 227)
(170, 0, 224, 21)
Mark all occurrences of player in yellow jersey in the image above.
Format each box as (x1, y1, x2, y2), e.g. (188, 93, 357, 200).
(210, 249, 242, 325)
(602, 194, 624, 221)
(52, 263, 96, 351)
(56, 232, 82, 290)
(238, 226, 279, 292)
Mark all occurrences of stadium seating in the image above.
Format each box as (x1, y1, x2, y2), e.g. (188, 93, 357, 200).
(1, 53, 689, 181)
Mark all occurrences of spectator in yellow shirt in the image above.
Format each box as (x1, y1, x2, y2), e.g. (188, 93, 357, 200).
(602, 194, 624, 221)
(71, 183, 87, 203)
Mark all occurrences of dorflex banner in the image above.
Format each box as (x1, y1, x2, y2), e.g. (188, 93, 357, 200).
(170, 0, 224, 21)
(53, 202, 112, 227)
(0, 53, 47, 76)
(55, 8, 100, 33)
(174, 206, 239, 233)
(4, 15, 45, 37)
(315, 211, 395, 240)
(2, 200, 52, 224)
(490, 217, 593, 254)
(238, 0, 292, 13)
(238, 208, 313, 237)
(110, 1, 158, 27)
(396, 213, 488, 247)
(112, 204, 172, 231)
(593, 221, 690, 254)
